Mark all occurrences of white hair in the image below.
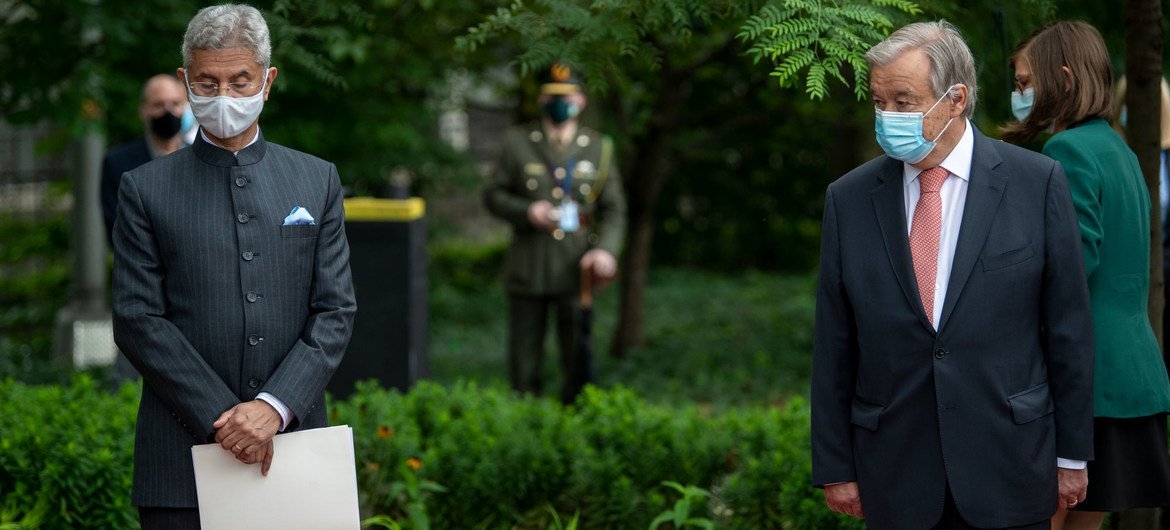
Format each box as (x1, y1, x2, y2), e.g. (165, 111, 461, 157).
(181, 4, 271, 68)
(866, 21, 978, 118)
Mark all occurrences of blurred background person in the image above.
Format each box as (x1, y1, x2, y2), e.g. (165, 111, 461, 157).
(482, 63, 626, 404)
(100, 73, 192, 246)
(1003, 20, 1170, 530)
(100, 73, 191, 385)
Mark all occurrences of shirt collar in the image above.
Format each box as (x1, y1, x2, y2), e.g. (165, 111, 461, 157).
(903, 118, 974, 186)
(199, 127, 261, 156)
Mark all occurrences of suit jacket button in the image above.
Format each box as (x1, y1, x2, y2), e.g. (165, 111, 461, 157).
(237, 213, 250, 224)
(934, 348, 947, 359)
(235, 177, 247, 188)
(246, 291, 258, 303)
(242, 251, 254, 261)
(248, 334, 260, 346)
(248, 378, 260, 389)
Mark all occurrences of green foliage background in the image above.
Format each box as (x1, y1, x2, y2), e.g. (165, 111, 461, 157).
(1, 0, 1162, 272)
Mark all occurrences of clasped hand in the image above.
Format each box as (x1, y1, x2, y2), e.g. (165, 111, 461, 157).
(213, 400, 281, 475)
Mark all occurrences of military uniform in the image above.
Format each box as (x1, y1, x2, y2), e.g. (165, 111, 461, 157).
(483, 122, 626, 402)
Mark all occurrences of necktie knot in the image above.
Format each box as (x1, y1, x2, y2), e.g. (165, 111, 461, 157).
(919, 166, 948, 193)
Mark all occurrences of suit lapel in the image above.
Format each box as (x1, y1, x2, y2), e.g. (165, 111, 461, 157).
(870, 157, 934, 331)
(938, 130, 1007, 330)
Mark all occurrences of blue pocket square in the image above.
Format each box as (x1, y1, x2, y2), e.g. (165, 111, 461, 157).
(283, 206, 316, 226)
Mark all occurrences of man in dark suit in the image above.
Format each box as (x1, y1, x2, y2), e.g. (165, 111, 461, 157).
(100, 74, 189, 246)
(112, 5, 355, 529)
(811, 21, 1094, 529)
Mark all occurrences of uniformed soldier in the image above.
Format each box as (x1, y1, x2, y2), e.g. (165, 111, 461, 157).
(483, 63, 627, 403)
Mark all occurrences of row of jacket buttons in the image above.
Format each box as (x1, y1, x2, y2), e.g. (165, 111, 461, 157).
(235, 175, 262, 393)
(232, 175, 263, 397)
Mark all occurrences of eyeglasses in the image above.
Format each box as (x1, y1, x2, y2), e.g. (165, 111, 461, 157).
(187, 81, 263, 98)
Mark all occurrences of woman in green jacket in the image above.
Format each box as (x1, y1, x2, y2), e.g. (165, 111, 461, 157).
(1004, 20, 1170, 530)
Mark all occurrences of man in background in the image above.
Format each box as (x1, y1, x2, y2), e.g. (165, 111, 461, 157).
(483, 63, 626, 404)
(100, 74, 191, 245)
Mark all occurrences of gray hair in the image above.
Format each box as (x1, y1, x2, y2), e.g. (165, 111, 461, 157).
(181, 4, 271, 69)
(865, 21, 978, 118)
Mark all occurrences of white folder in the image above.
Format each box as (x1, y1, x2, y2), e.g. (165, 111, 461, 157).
(191, 425, 360, 530)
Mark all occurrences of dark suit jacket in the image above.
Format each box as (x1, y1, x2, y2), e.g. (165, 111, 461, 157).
(811, 127, 1094, 529)
(101, 136, 153, 246)
(112, 132, 356, 508)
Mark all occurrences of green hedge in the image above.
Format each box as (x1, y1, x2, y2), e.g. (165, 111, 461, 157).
(0, 378, 862, 530)
(0, 377, 138, 529)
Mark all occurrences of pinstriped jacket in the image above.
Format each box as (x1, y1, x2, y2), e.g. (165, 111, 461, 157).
(112, 131, 356, 508)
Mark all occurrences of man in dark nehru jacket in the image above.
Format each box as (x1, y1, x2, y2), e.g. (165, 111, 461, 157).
(112, 4, 355, 528)
(484, 63, 626, 404)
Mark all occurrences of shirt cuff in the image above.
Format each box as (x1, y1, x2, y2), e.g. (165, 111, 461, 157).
(1056, 458, 1087, 470)
(256, 392, 292, 432)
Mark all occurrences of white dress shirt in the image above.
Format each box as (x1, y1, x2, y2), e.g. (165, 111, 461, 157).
(903, 119, 973, 329)
(901, 119, 1084, 471)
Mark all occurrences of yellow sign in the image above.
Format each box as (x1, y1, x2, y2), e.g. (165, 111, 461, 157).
(343, 197, 425, 222)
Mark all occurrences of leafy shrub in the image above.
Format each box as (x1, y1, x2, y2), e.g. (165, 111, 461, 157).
(716, 399, 863, 530)
(335, 382, 855, 529)
(427, 239, 507, 293)
(0, 376, 138, 529)
(2, 378, 859, 529)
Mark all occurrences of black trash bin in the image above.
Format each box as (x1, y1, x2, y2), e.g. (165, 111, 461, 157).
(330, 197, 427, 399)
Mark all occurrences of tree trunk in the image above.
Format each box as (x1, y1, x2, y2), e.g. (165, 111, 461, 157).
(1126, 0, 1164, 347)
(610, 70, 687, 358)
(613, 204, 654, 358)
(1123, 1, 1164, 528)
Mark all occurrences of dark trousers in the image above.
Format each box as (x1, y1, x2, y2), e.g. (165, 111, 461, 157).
(139, 507, 200, 530)
(930, 487, 1050, 530)
(507, 293, 588, 404)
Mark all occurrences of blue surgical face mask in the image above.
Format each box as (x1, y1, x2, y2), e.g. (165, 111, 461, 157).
(1011, 87, 1034, 121)
(874, 85, 956, 164)
(180, 104, 196, 133)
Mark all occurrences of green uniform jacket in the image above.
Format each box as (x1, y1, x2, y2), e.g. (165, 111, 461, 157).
(484, 123, 627, 296)
(1044, 118, 1170, 418)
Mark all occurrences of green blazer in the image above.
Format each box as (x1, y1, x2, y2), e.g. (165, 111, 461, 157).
(1045, 118, 1170, 418)
(483, 123, 626, 296)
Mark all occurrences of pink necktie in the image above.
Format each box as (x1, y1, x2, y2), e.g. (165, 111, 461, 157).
(910, 166, 949, 325)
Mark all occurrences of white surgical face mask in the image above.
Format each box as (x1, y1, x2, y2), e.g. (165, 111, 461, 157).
(185, 69, 268, 139)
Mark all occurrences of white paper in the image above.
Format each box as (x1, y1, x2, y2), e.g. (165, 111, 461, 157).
(192, 425, 360, 530)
